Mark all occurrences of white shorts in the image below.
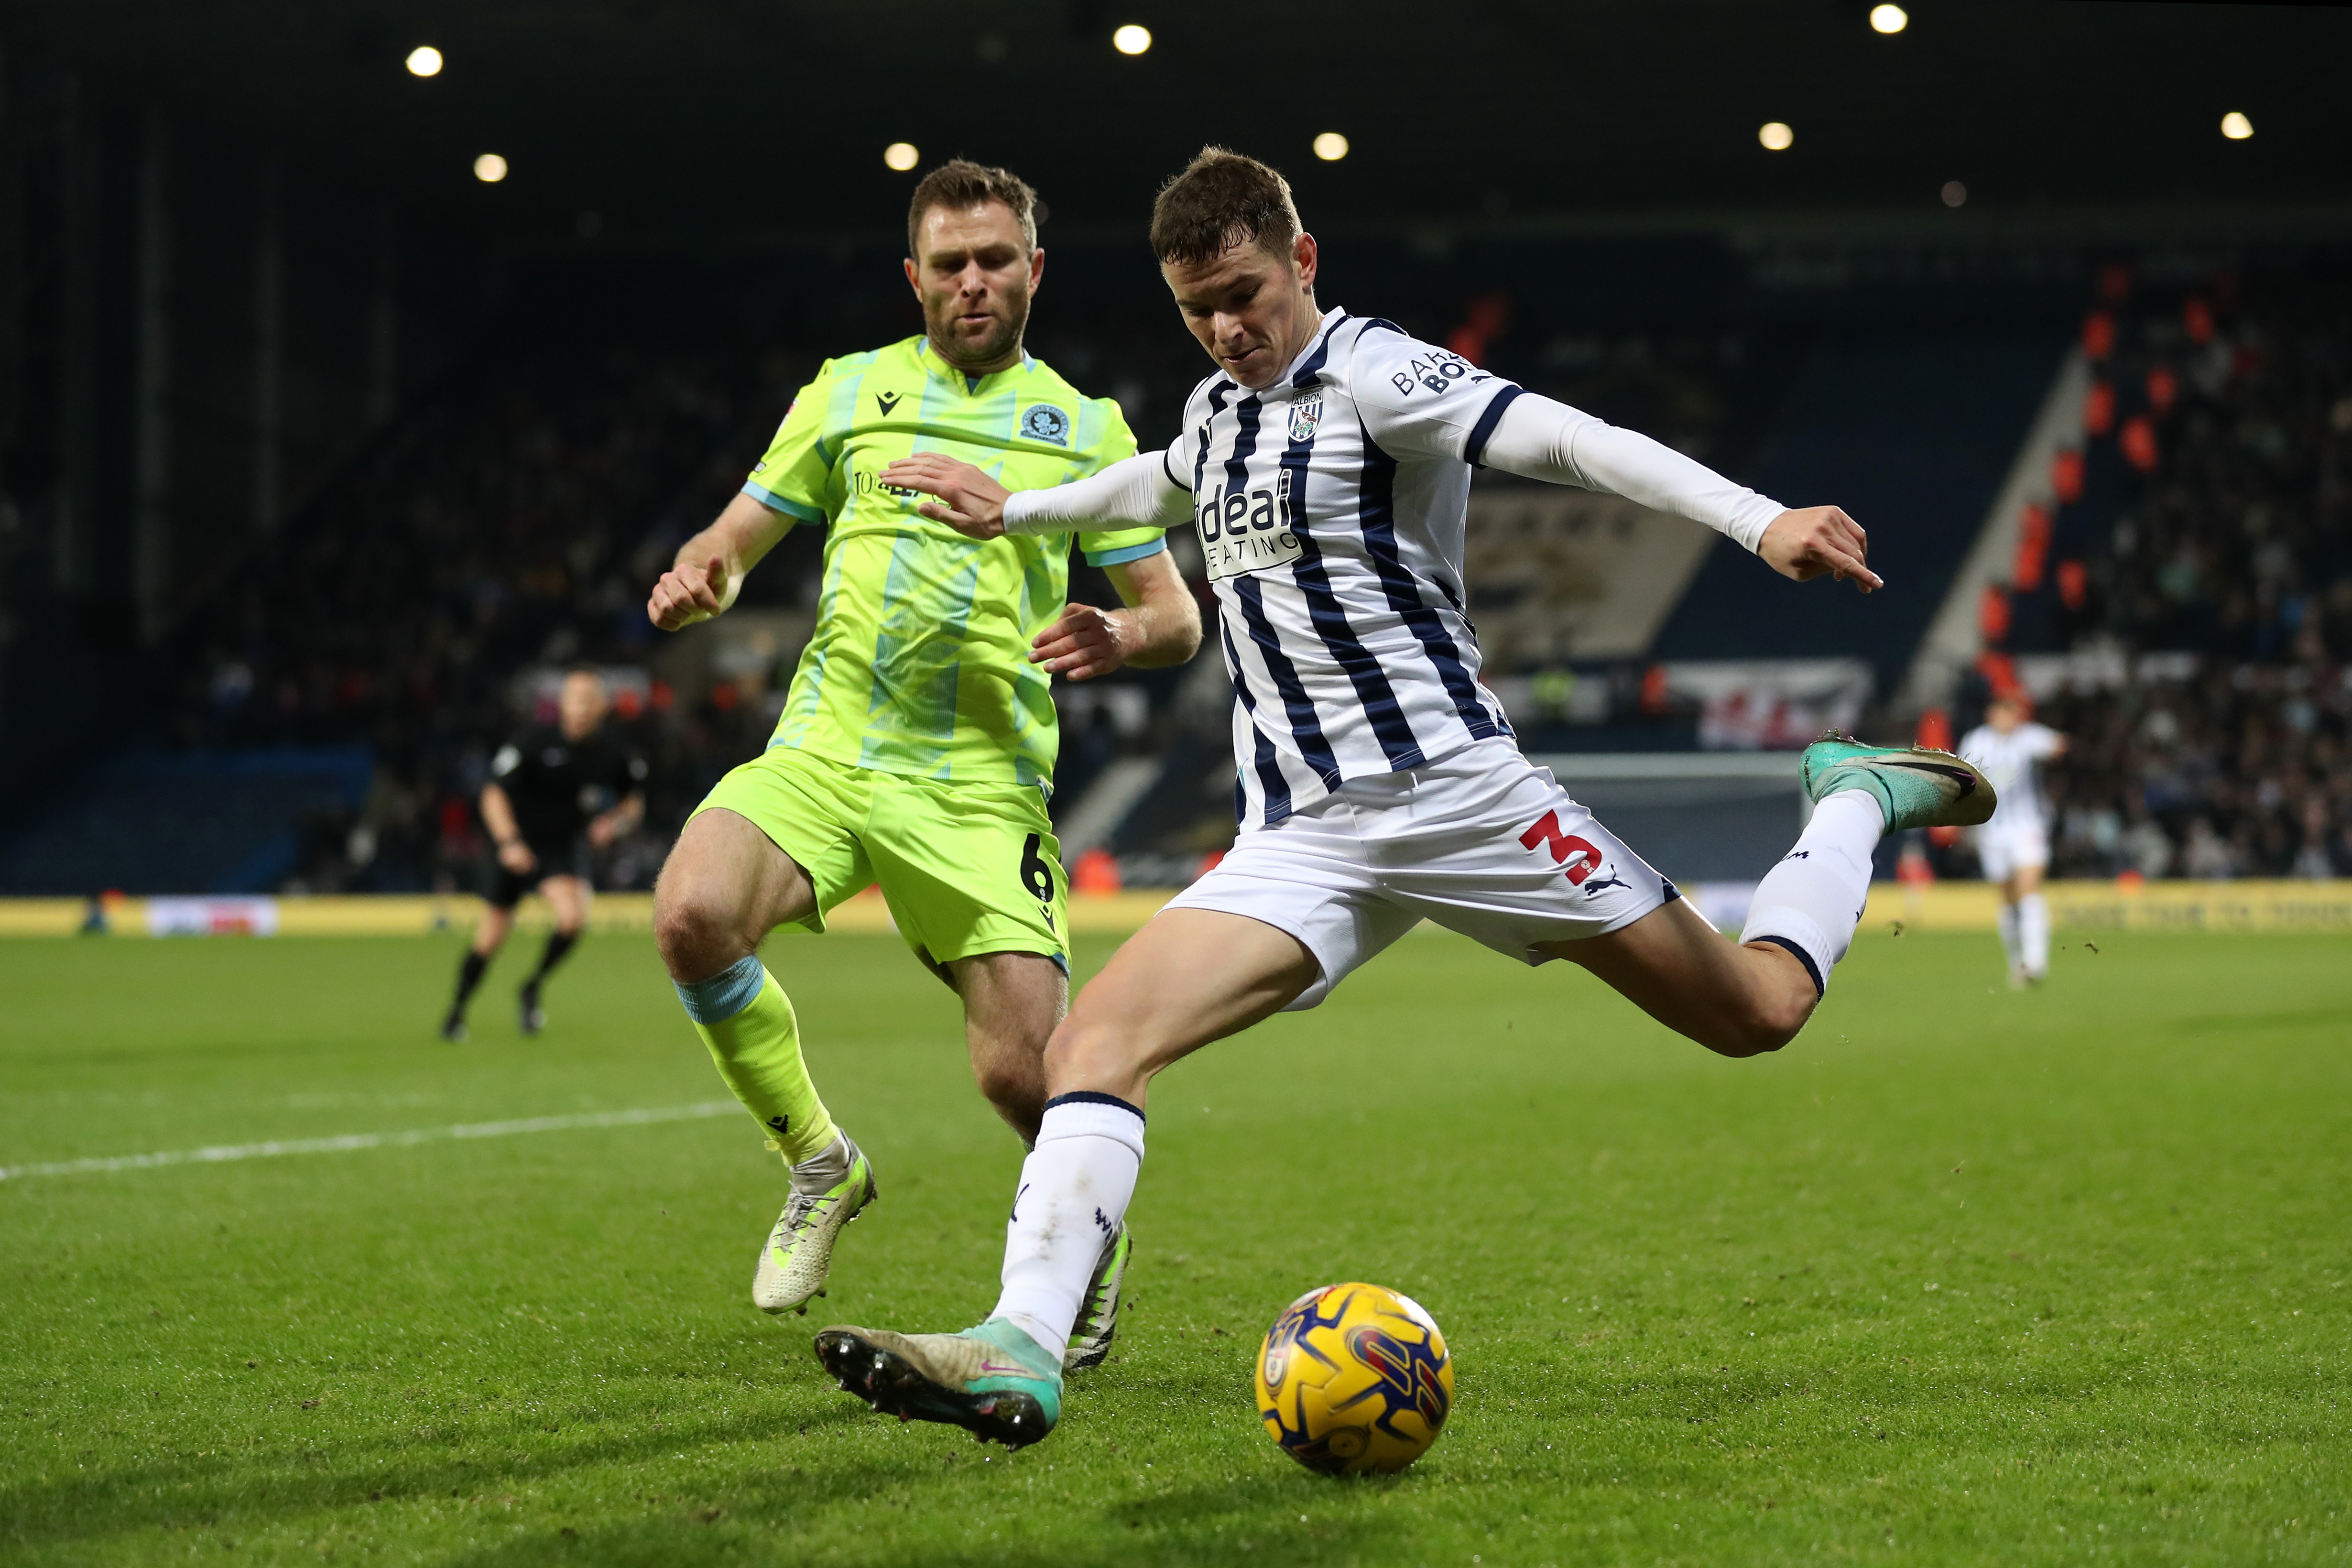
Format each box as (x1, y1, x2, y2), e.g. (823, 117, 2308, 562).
(1976, 823, 2049, 883)
(1165, 737, 1675, 1010)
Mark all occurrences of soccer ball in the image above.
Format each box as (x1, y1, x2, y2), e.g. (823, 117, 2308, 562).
(1254, 1282, 1454, 1475)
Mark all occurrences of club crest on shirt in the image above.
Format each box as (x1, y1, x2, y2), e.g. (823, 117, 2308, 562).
(1019, 404, 1070, 446)
(1287, 398, 1323, 443)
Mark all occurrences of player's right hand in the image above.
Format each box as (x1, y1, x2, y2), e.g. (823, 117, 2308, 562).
(648, 554, 730, 630)
(1759, 507, 1883, 593)
(880, 454, 1011, 539)
(498, 840, 537, 875)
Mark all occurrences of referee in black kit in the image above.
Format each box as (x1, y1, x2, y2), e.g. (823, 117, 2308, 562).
(441, 668, 647, 1040)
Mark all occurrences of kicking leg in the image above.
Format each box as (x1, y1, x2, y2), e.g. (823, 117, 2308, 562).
(1541, 895, 1820, 1058)
(816, 909, 1318, 1444)
(1546, 732, 1995, 1056)
(516, 875, 589, 1035)
(654, 808, 873, 1315)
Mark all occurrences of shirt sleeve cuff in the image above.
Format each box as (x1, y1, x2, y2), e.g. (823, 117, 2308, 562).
(1463, 383, 1526, 468)
(740, 481, 824, 522)
(1082, 537, 1169, 567)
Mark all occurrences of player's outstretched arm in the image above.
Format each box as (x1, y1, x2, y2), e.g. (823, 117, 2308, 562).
(884, 454, 1013, 537)
(1481, 393, 1883, 593)
(1032, 549, 1204, 681)
(882, 451, 1187, 540)
(647, 490, 795, 630)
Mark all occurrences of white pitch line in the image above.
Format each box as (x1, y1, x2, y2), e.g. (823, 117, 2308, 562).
(0, 1101, 740, 1182)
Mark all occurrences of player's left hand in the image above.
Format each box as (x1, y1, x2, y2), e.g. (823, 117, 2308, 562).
(881, 454, 1011, 538)
(1759, 506, 1883, 593)
(1032, 603, 1142, 681)
(587, 816, 619, 849)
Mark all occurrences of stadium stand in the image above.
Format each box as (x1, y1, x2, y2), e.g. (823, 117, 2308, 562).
(1941, 267, 2352, 880)
(7, 213, 2349, 894)
(1653, 331, 2066, 686)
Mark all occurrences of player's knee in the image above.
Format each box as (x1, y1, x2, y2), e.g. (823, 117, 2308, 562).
(652, 885, 746, 982)
(971, 1053, 1041, 1118)
(1714, 991, 1810, 1057)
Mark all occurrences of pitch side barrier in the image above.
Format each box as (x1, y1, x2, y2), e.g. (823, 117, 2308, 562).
(0, 890, 1178, 938)
(3, 881, 2351, 937)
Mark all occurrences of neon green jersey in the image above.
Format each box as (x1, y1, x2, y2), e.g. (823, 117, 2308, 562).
(742, 336, 1164, 788)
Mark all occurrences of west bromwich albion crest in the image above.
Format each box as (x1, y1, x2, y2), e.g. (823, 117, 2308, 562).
(1288, 398, 1323, 443)
(1019, 404, 1070, 446)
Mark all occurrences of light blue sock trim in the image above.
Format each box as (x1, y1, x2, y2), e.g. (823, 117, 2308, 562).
(674, 954, 768, 1024)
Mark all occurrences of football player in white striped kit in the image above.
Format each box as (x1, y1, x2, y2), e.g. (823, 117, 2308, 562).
(810, 147, 1997, 1447)
(1958, 692, 2069, 986)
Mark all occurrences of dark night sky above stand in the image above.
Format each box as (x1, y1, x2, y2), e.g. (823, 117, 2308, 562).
(11, 0, 2346, 245)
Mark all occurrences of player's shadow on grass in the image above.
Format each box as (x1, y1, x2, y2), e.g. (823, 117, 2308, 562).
(435, 1473, 1391, 1568)
(0, 1399, 893, 1554)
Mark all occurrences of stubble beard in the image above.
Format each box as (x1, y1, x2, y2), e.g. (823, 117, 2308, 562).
(927, 283, 1030, 375)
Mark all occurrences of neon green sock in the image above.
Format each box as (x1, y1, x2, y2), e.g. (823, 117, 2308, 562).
(674, 955, 837, 1165)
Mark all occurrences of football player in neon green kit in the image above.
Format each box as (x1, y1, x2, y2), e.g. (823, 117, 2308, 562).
(644, 162, 1200, 1362)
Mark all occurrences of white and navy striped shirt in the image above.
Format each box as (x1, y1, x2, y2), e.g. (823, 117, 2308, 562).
(1166, 309, 1524, 830)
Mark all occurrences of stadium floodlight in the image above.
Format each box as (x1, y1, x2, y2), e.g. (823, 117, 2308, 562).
(472, 152, 508, 184)
(2220, 111, 2254, 141)
(883, 142, 920, 172)
(1112, 24, 1153, 55)
(1757, 121, 1794, 152)
(1941, 180, 1968, 207)
(1313, 131, 1350, 162)
(1869, 4, 1908, 34)
(405, 45, 444, 77)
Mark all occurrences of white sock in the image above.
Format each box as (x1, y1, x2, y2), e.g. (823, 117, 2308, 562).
(2019, 893, 2050, 977)
(1740, 790, 1884, 996)
(992, 1095, 1145, 1360)
(1996, 903, 2022, 971)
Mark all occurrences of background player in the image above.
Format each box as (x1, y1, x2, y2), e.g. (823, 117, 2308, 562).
(1959, 692, 2069, 986)
(441, 667, 646, 1041)
(642, 161, 1201, 1339)
(814, 147, 1994, 1446)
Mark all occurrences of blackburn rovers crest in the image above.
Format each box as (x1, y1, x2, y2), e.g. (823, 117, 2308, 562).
(1019, 404, 1070, 446)
(1288, 398, 1323, 444)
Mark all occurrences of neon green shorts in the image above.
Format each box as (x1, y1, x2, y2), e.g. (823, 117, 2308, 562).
(691, 746, 1068, 971)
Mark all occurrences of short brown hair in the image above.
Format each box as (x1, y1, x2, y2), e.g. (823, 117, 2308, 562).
(1149, 147, 1301, 267)
(906, 159, 1040, 257)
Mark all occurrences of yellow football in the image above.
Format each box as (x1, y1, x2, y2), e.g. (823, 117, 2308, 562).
(1254, 1281, 1454, 1475)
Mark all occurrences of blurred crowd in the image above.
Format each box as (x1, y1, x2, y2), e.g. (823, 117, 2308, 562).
(137, 259, 2352, 893)
(2027, 665, 2352, 879)
(1962, 267, 2352, 880)
(173, 349, 809, 893)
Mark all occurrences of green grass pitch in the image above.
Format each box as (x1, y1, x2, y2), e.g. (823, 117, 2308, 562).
(2, 925, 2346, 1566)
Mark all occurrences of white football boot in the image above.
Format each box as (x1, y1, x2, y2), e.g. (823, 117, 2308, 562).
(751, 1132, 878, 1316)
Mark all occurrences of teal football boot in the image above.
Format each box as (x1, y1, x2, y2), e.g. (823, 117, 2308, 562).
(1800, 730, 1997, 832)
(814, 1317, 1062, 1448)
